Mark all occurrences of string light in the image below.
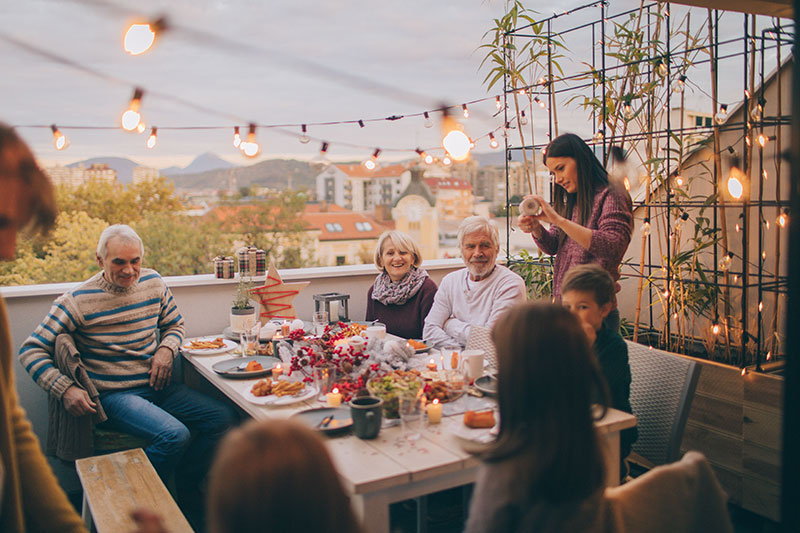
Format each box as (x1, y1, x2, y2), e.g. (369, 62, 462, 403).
(741, 367, 747, 376)
(423, 111, 433, 128)
(495, 96, 502, 110)
(766, 351, 772, 361)
(663, 289, 670, 299)
(719, 252, 733, 271)
(362, 148, 381, 171)
(441, 154, 452, 166)
(751, 99, 764, 121)
(123, 17, 166, 56)
(489, 133, 499, 149)
(777, 209, 788, 228)
(358, 120, 365, 128)
(762, 250, 767, 260)
(711, 323, 720, 335)
(533, 96, 546, 109)
(757, 133, 769, 147)
(309, 142, 331, 171)
(50, 125, 67, 150)
(675, 212, 689, 231)
(518, 110, 529, 126)
(727, 166, 746, 200)
(121, 88, 144, 132)
(424, 153, 434, 165)
(146, 127, 157, 149)
(714, 104, 728, 124)
(441, 112, 471, 162)
(675, 175, 684, 187)
(232, 126, 241, 148)
(765, 220, 770, 230)
(593, 129, 605, 142)
(299, 124, 310, 144)
(642, 218, 651, 237)
(673, 74, 687, 93)
(136, 122, 146, 134)
(241, 123, 259, 158)
(623, 102, 634, 119)
(656, 59, 668, 77)
(462, 104, 469, 118)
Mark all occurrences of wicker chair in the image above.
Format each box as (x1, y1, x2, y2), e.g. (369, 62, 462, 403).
(624, 340, 701, 470)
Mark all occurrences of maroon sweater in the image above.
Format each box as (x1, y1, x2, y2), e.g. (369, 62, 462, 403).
(365, 277, 438, 340)
(533, 185, 633, 301)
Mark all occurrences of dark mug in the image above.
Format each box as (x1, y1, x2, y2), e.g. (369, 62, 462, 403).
(349, 396, 383, 439)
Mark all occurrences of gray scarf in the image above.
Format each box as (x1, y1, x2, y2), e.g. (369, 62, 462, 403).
(371, 267, 429, 306)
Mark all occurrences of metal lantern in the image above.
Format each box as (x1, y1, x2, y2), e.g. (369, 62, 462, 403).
(313, 292, 350, 323)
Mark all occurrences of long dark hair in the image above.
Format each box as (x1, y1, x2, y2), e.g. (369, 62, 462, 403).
(543, 133, 609, 228)
(208, 420, 362, 533)
(485, 302, 610, 503)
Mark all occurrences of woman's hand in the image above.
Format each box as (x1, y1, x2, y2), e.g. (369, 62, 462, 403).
(526, 194, 562, 227)
(517, 213, 543, 237)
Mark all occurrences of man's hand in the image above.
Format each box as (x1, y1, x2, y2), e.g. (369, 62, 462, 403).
(62, 385, 97, 416)
(149, 347, 173, 391)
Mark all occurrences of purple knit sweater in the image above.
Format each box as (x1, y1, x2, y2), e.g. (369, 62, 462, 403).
(533, 185, 633, 301)
(365, 277, 438, 339)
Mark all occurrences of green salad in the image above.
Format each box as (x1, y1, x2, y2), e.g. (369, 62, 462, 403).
(366, 371, 423, 419)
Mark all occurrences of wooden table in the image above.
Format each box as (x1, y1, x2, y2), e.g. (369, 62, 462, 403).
(183, 350, 637, 533)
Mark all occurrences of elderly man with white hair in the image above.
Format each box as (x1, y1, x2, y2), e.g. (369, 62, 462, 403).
(423, 216, 526, 347)
(19, 224, 237, 525)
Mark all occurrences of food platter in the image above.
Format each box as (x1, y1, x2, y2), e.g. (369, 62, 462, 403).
(291, 407, 353, 435)
(211, 356, 281, 379)
(181, 337, 237, 356)
(242, 377, 318, 406)
(407, 339, 429, 354)
(474, 374, 497, 396)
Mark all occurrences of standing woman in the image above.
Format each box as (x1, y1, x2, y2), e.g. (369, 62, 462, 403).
(465, 302, 615, 533)
(366, 230, 437, 339)
(518, 133, 632, 331)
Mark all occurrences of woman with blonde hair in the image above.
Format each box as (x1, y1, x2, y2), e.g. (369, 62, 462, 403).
(366, 230, 437, 339)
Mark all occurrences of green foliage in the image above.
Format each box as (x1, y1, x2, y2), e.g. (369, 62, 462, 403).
(232, 276, 254, 310)
(508, 249, 553, 301)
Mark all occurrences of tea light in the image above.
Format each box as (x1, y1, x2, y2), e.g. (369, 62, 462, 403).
(427, 358, 437, 371)
(271, 364, 283, 379)
(281, 320, 291, 337)
(326, 387, 342, 407)
(426, 399, 442, 424)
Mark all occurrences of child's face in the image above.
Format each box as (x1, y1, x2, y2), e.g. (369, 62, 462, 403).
(562, 289, 612, 332)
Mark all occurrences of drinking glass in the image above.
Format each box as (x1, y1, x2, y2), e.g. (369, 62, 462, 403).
(314, 363, 337, 402)
(239, 331, 258, 357)
(398, 393, 424, 442)
(442, 344, 461, 370)
(313, 311, 329, 336)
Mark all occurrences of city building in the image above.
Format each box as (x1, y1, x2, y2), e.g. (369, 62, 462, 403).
(316, 163, 411, 212)
(303, 203, 391, 266)
(423, 177, 474, 221)
(44, 163, 117, 187)
(132, 166, 160, 184)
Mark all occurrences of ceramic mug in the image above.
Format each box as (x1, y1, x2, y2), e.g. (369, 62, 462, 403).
(349, 396, 383, 439)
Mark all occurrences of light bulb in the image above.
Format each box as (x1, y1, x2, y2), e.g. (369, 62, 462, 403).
(675, 212, 689, 231)
(489, 133, 499, 149)
(751, 102, 763, 121)
(121, 88, 144, 132)
(299, 124, 310, 144)
(362, 148, 381, 171)
(233, 126, 241, 148)
(51, 125, 67, 150)
(656, 60, 668, 77)
(424, 154, 434, 165)
(441, 114, 471, 161)
(242, 123, 259, 158)
(146, 127, 157, 149)
(462, 104, 469, 119)
(495, 96, 502, 110)
(423, 111, 434, 128)
(714, 104, 728, 124)
(711, 324, 720, 335)
(593, 129, 605, 143)
(675, 175, 684, 187)
(757, 133, 768, 147)
(759, 301, 763, 312)
(309, 142, 331, 171)
(642, 219, 651, 237)
(727, 166, 746, 200)
(719, 252, 733, 271)
(777, 210, 788, 228)
(623, 102, 634, 119)
(534, 96, 546, 109)
(124, 23, 155, 55)
(136, 121, 146, 134)
(673, 74, 687, 93)
(518, 110, 528, 126)
(442, 155, 452, 166)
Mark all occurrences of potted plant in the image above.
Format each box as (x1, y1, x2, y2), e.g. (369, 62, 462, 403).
(230, 276, 256, 333)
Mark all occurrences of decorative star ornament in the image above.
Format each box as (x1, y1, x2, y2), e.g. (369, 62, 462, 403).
(251, 263, 310, 322)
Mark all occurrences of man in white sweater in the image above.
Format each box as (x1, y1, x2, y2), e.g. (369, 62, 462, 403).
(424, 216, 526, 347)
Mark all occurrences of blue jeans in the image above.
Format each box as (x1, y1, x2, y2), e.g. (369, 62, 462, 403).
(98, 383, 237, 484)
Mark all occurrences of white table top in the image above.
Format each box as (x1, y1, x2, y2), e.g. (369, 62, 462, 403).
(182, 348, 637, 496)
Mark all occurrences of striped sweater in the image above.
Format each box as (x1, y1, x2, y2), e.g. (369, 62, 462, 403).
(19, 269, 184, 396)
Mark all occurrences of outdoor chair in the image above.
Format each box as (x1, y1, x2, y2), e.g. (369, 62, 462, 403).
(624, 340, 701, 471)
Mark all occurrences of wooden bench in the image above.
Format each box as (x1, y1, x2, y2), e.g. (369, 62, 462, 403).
(75, 448, 193, 533)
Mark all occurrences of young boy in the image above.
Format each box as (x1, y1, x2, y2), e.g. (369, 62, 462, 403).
(561, 263, 637, 459)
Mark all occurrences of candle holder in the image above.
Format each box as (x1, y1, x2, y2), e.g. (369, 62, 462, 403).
(313, 292, 350, 323)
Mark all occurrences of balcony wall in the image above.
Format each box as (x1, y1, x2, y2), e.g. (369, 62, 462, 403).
(1, 259, 464, 491)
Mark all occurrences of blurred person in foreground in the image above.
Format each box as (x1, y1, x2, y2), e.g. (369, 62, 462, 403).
(366, 230, 437, 339)
(423, 216, 525, 347)
(0, 123, 86, 532)
(133, 419, 363, 533)
(465, 302, 614, 533)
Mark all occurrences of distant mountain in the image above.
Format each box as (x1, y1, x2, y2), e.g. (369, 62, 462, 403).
(161, 152, 234, 176)
(67, 157, 141, 184)
(168, 158, 318, 191)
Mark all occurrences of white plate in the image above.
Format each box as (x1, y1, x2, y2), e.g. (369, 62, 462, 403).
(181, 337, 237, 356)
(243, 382, 319, 406)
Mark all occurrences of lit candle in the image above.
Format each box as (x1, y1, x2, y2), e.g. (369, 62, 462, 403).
(427, 358, 437, 371)
(326, 387, 342, 407)
(271, 364, 283, 379)
(426, 399, 442, 424)
(281, 320, 291, 337)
